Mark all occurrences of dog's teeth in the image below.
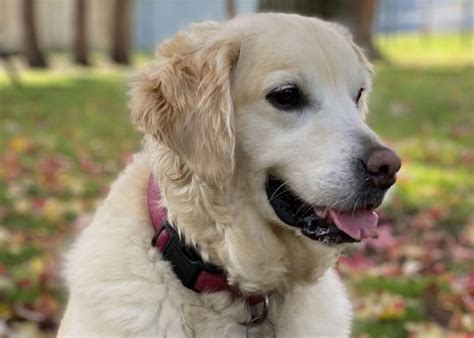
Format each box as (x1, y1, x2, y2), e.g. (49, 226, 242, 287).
(314, 207, 328, 218)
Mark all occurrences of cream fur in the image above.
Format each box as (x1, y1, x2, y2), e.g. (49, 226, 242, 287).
(58, 13, 392, 337)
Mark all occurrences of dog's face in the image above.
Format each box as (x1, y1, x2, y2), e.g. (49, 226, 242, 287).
(231, 15, 400, 246)
(132, 14, 401, 292)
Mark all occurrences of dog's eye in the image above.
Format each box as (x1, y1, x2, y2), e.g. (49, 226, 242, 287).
(356, 88, 364, 105)
(266, 84, 306, 111)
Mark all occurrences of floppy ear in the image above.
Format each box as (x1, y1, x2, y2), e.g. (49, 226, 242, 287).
(131, 22, 240, 187)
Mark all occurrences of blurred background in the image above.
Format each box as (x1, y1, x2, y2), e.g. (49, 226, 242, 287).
(0, 0, 472, 337)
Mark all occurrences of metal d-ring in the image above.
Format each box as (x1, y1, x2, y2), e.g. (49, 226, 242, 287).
(245, 294, 270, 327)
(244, 294, 275, 338)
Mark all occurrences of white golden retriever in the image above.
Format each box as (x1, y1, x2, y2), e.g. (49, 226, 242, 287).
(58, 13, 401, 337)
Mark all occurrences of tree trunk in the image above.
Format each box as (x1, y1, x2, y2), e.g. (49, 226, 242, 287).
(352, 0, 381, 60)
(22, 0, 47, 68)
(73, 0, 89, 65)
(259, 0, 342, 20)
(225, 0, 237, 19)
(258, 0, 382, 60)
(110, 0, 131, 65)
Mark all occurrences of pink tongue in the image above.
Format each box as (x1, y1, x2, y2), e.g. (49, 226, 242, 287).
(328, 209, 379, 240)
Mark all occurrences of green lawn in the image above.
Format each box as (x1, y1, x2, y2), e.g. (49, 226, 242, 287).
(369, 64, 474, 227)
(376, 33, 474, 65)
(0, 34, 473, 337)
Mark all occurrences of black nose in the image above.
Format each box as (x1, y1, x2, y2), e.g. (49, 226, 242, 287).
(363, 148, 401, 189)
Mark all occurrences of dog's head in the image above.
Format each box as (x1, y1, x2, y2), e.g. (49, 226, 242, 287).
(131, 13, 401, 293)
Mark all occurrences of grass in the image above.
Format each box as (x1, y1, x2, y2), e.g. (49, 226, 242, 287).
(376, 32, 474, 65)
(0, 71, 134, 155)
(353, 275, 444, 299)
(368, 63, 474, 228)
(0, 33, 473, 337)
(0, 70, 136, 303)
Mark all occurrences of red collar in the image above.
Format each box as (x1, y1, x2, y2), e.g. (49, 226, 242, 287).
(147, 174, 264, 305)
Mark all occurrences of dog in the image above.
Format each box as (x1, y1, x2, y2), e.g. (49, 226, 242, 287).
(58, 13, 401, 337)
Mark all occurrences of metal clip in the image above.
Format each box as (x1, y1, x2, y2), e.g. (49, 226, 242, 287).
(244, 294, 275, 338)
(248, 294, 269, 327)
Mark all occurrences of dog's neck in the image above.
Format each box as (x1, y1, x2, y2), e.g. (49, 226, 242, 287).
(152, 149, 228, 260)
(149, 143, 339, 296)
(148, 175, 269, 306)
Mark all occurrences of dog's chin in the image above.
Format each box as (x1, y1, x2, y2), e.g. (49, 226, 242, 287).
(265, 176, 382, 246)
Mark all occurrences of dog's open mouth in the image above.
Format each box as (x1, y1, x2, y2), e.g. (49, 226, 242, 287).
(265, 176, 379, 245)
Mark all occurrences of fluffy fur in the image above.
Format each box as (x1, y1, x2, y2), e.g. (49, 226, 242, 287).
(59, 13, 390, 337)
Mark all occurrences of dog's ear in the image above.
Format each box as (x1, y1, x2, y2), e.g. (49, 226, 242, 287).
(131, 22, 240, 187)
